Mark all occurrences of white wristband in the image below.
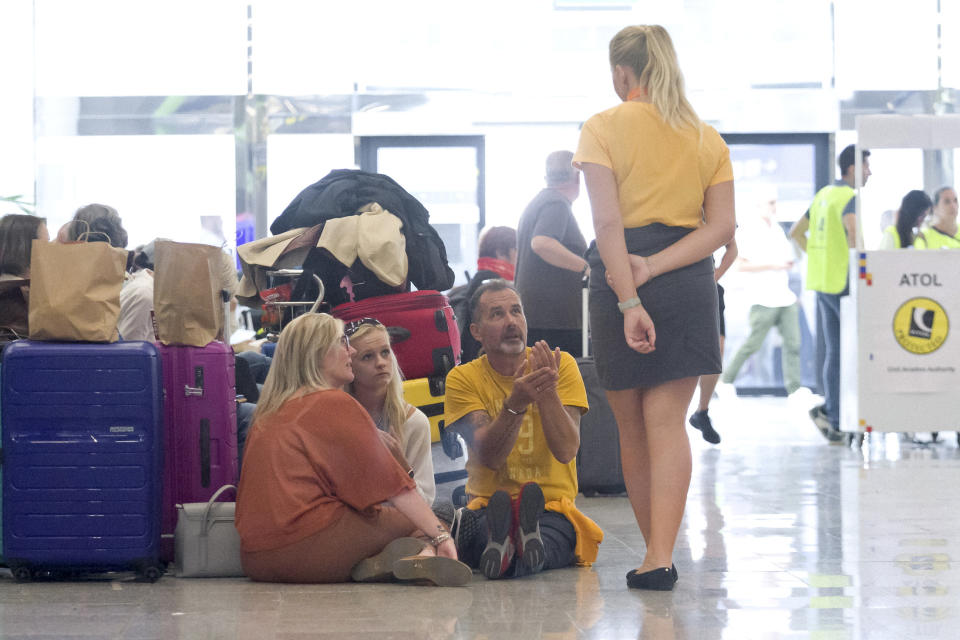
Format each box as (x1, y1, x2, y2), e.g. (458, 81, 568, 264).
(617, 296, 642, 313)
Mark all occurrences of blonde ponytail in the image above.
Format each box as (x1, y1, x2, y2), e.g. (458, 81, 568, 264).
(609, 25, 700, 132)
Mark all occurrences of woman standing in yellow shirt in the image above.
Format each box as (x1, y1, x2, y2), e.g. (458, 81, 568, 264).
(573, 25, 735, 590)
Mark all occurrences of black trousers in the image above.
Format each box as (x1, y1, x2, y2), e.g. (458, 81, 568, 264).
(461, 507, 576, 577)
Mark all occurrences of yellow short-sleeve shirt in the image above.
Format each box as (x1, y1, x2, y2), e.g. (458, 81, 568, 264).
(573, 102, 733, 229)
(444, 350, 606, 564)
(444, 350, 587, 504)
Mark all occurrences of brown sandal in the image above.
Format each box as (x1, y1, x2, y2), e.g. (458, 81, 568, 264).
(350, 537, 426, 582)
(392, 555, 472, 587)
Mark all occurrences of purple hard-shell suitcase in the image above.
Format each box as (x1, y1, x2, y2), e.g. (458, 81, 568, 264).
(158, 342, 238, 562)
(1, 340, 164, 581)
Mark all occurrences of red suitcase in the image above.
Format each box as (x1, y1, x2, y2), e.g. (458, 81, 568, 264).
(332, 291, 460, 379)
(158, 342, 239, 563)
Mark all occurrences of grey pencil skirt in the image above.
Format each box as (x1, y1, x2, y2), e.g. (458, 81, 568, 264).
(586, 223, 721, 391)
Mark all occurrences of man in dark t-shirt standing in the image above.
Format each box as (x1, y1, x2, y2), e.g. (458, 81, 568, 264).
(515, 150, 589, 357)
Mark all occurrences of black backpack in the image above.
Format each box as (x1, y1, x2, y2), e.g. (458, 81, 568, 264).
(271, 169, 455, 294)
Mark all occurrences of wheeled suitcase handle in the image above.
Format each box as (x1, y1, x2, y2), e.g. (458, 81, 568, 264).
(200, 418, 211, 487)
(185, 365, 205, 397)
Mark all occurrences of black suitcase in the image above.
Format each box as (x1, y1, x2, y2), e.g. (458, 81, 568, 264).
(575, 275, 625, 496)
(575, 357, 626, 496)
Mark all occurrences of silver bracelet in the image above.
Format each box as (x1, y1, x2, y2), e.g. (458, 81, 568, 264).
(430, 532, 451, 547)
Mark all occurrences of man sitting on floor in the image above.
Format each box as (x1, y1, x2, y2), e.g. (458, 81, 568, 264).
(444, 279, 603, 578)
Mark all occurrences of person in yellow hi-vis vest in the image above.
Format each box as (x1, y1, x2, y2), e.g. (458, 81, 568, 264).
(879, 190, 932, 249)
(789, 144, 871, 443)
(915, 186, 959, 249)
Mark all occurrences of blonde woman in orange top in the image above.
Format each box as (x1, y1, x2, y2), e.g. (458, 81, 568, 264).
(235, 312, 469, 586)
(574, 25, 735, 590)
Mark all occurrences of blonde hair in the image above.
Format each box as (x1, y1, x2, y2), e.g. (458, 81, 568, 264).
(252, 313, 344, 424)
(609, 25, 700, 131)
(346, 323, 409, 441)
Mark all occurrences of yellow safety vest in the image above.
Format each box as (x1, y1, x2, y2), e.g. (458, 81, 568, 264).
(806, 184, 855, 293)
(882, 225, 901, 249)
(915, 226, 960, 250)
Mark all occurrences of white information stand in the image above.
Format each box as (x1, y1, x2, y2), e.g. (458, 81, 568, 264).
(840, 115, 960, 436)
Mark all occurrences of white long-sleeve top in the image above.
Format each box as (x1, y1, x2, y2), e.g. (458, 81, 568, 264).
(399, 408, 436, 505)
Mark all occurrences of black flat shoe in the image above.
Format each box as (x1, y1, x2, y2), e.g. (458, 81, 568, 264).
(627, 564, 678, 583)
(626, 566, 675, 591)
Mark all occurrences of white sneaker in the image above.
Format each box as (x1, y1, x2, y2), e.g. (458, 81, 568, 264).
(787, 387, 814, 406)
(715, 382, 737, 402)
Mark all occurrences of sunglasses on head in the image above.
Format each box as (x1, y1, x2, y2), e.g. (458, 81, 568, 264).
(344, 317, 384, 337)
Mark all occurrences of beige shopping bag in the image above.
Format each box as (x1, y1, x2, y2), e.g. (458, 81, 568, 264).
(27, 237, 126, 342)
(153, 240, 224, 347)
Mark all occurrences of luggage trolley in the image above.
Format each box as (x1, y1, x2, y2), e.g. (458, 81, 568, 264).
(839, 114, 960, 447)
(261, 269, 325, 342)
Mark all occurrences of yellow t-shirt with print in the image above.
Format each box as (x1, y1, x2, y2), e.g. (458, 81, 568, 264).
(445, 349, 587, 502)
(573, 101, 733, 229)
(444, 350, 604, 565)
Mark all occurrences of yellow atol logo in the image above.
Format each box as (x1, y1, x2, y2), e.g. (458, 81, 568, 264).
(893, 297, 949, 354)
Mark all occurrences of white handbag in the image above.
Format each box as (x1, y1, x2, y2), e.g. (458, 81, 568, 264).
(174, 484, 246, 578)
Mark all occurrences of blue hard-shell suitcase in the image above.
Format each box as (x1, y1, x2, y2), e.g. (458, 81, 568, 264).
(0, 340, 164, 582)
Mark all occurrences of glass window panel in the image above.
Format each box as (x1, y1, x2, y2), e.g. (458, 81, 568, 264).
(376, 145, 480, 286)
(252, 0, 671, 95)
(942, 1, 960, 89)
(0, 0, 35, 210)
(36, 134, 236, 250)
(729, 144, 817, 222)
(679, 0, 833, 91)
(857, 149, 925, 251)
(376, 147, 479, 225)
(835, 0, 939, 91)
(723, 142, 822, 393)
(251, 1, 359, 94)
(34, 0, 248, 97)
(265, 134, 355, 228)
(733, 0, 833, 89)
(483, 125, 593, 241)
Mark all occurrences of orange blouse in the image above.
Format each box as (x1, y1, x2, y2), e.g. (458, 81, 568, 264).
(235, 388, 416, 552)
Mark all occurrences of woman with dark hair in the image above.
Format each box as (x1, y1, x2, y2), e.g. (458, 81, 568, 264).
(0, 214, 49, 338)
(879, 190, 932, 249)
(574, 25, 735, 590)
(0, 214, 48, 277)
(64, 203, 128, 248)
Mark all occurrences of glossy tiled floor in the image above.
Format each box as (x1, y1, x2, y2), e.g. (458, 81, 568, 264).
(4, 395, 960, 639)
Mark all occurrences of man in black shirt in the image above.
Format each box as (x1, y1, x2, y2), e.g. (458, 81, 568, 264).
(515, 151, 589, 357)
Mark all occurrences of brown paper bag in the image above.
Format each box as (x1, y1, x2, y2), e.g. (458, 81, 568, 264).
(28, 238, 127, 342)
(153, 240, 224, 347)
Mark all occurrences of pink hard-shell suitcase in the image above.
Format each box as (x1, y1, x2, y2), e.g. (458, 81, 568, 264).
(158, 341, 238, 563)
